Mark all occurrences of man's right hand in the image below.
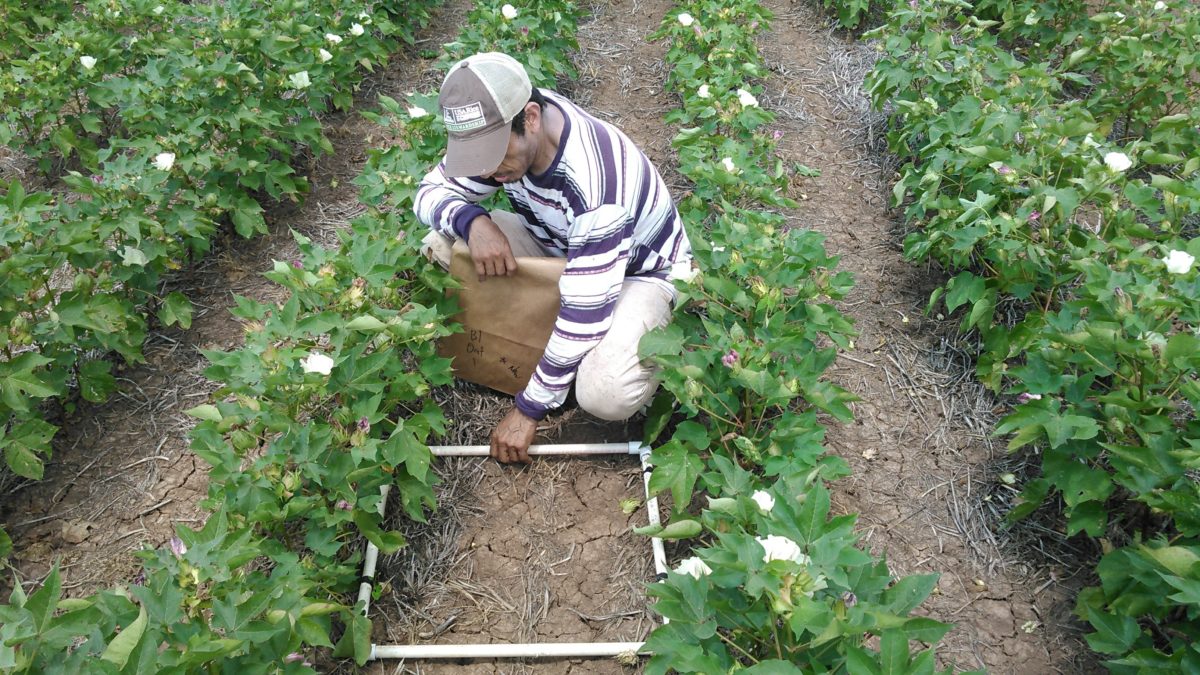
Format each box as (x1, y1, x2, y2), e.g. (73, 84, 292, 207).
(467, 215, 518, 281)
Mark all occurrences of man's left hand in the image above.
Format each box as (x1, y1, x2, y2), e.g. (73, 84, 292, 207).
(490, 407, 537, 464)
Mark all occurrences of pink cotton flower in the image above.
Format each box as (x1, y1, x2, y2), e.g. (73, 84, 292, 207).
(1016, 393, 1042, 403)
(356, 417, 370, 433)
(722, 350, 740, 367)
(169, 536, 187, 556)
(1028, 210, 1041, 223)
(336, 499, 353, 511)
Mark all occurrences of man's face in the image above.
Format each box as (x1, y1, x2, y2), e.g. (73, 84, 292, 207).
(480, 102, 540, 183)
(481, 129, 536, 184)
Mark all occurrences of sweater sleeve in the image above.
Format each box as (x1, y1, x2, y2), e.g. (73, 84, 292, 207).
(515, 204, 632, 419)
(413, 160, 501, 240)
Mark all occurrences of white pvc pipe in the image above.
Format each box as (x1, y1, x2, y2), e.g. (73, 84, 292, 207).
(639, 445, 669, 584)
(371, 641, 646, 660)
(357, 484, 391, 615)
(431, 441, 641, 456)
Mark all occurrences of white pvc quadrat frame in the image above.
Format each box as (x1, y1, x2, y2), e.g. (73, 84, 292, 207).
(356, 441, 668, 662)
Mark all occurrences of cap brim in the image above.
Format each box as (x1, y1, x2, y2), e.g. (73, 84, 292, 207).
(443, 125, 510, 178)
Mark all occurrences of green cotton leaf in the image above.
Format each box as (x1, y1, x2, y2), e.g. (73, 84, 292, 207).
(158, 292, 193, 329)
(1083, 605, 1140, 654)
(231, 197, 266, 237)
(794, 483, 832, 544)
(672, 421, 710, 451)
(742, 661, 805, 674)
(879, 629, 910, 674)
(184, 404, 222, 422)
(1162, 573, 1200, 608)
(0, 527, 11, 561)
(642, 392, 675, 445)
(943, 272, 985, 313)
(1, 417, 55, 480)
(24, 564, 61, 632)
(332, 611, 373, 665)
(1166, 334, 1200, 368)
(648, 441, 702, 512)
(845, 645, 883, 675)
(120, 246, 149, 267)
(1141, 545, 1200, 578)
(5, 440, 46, 480)
(1, 359, 59, 412)
(1066, 500, 1108, 537)
(345, 315, 387, 332)
(100, 604, 147, 668)
(638, 323, 685, 359)
(654, 519, 702, 540)
(1043, 413, 1100, 448)
(353, 511, 406, 554)
(880, 574, 939, 615)
(78, 359, 117, 403)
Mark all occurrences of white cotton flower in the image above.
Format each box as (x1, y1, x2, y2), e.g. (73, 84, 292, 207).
(153, 5, 164, 14)
(318, 48, 332, 63)
(756, 535, 810, 565)
(289, 71, 312, 89)
(1113, 10, 1126, 21)
(677, 12, 694, 26)
(697, 84, 710, 99)
(80, 55, 97, 70)
(501, 4, 518, 19)
(325, 33, 343, 44)
(751, 490, 775, 512)
(1138, 331, 1167, 349)
(358, 11, 372, 23)
(407, 105, 428, 119)
(1164, 249, 1195, 274)
(712, 246, 726, 252)
(721, 157, 737, 173)
(1083, 133, 1100, 148)
(674, 556, 712, 579)
(301, 352, 334, 375)
(1154, 0, 1166, 9)
(1104, 152, 1132, 172)
(737, 88, 759, 108)
(349, 23, 365, 36)
(153, 152, 175, 171)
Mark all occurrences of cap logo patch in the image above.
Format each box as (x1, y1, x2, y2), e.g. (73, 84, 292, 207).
(444, 102, 487, 132)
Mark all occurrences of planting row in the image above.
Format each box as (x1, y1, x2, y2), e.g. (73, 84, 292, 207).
(864, 0, 1199, 669)
(636, 2, 951, 672)
(0, 0, 438, 545)
(0, 0, 584, 671)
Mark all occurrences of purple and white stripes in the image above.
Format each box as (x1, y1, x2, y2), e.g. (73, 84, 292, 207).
(414, 90, 691, 419)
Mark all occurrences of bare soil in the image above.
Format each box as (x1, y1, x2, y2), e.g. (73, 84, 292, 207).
(1, 1, 1100, 673)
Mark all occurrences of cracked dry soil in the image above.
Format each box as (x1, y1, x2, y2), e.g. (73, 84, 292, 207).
(1, 0, 1098, 673)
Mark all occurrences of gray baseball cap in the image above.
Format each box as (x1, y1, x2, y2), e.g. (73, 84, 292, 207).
(439, 53, 532, 177)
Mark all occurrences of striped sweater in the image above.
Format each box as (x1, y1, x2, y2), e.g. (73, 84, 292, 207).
(414, 90, 691, 420)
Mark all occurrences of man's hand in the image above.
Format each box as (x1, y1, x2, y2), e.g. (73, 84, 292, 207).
(490, 407, 537, 464)
(467, 215, 518, 281)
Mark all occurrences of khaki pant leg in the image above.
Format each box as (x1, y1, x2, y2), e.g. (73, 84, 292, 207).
(575, 279, 676, 421)
(420, 210, 557, 268)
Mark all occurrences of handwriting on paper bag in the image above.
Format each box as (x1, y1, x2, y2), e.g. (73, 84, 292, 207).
(466, 330, 521, 379)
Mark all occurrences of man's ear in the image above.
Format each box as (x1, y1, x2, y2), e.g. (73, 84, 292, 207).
(523, 101, 542, 133)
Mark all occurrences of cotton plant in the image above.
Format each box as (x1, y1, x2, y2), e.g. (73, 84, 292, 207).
(644, 472, 945, 674)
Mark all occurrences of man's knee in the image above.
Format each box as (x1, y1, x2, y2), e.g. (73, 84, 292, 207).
(575, 349, 655, 421)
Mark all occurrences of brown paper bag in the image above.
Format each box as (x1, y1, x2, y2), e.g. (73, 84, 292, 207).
(436, 241, 566, 395)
